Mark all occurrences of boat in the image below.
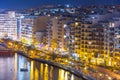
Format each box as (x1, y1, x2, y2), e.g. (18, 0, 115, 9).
(20, 68, 28, 71)
(20, 63, 28, 72)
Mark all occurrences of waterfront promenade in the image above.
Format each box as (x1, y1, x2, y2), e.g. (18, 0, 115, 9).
(0, 39, 120, 80)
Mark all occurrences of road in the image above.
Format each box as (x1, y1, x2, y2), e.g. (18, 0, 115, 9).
(93, 66, 120, 80)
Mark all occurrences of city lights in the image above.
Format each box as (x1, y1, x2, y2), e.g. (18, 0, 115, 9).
(0, 1, 120, 80)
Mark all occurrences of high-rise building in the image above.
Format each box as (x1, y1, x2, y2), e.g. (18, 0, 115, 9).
(0, 11, 17, 40)
(115, 24, 120, 56)
(64, 13, 120, 64)
(20, 16, 36, 45)
(47, 17, 69, 52)
(33, 16, 51, 48)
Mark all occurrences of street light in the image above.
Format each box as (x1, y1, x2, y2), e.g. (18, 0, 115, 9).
(7, 41, 13, 48)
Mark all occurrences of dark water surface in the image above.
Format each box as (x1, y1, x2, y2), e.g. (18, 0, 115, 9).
(0, 53, 83, 80)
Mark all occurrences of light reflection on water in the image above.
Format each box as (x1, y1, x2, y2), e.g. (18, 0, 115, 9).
(0, 53, 83, 80)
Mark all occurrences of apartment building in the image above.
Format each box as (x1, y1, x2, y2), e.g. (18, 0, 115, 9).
(64, 15, 120, 60)
(0, 11, 17, 40)
(20, 16, 36, 44)
(47, 16, 69, 52)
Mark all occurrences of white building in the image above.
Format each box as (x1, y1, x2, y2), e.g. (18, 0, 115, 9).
(20, 16, 36, 45)
(0, 11, 37, 45)
(0, 11, 17, 40)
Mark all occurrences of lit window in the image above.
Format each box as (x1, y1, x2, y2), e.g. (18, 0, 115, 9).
(63, 24, 67, 28)
(109, 22, 115, 27)
(64, 35, 66, 38)
(75, 22, 78, 26)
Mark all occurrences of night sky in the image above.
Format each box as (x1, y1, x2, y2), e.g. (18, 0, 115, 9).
(0, 0, 120, 9)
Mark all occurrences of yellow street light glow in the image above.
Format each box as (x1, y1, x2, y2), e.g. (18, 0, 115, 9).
(30, 50, 34, 54)
(99, 73, 102, 76)
(114, 62, 117, 65)
(108, 76, 112, 80)
(84, 67, 87, 70)
(8, 42, 12, 46)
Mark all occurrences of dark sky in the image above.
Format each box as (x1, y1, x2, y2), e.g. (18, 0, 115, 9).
(0, 0, 120, 9)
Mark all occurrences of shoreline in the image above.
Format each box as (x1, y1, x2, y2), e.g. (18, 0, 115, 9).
(17, 51, 95, 80)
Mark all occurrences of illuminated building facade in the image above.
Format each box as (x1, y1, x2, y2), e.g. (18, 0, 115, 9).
(47, 17, 59, 51)
(0, 11, 17, 40)
(115, 24, 120, 57)
(20, 16, 36, 45)
(56, 17, 69, 52)
(33, 16, 51, 47)
(47, 17, 69, 52)
(64, 16, 120, 62)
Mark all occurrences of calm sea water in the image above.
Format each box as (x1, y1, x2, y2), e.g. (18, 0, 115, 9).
(0, 53, 83, 80)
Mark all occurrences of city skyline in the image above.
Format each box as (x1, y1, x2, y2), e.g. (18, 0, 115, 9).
(0, 1, 119, 79)
(0, 0, 120, 9)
